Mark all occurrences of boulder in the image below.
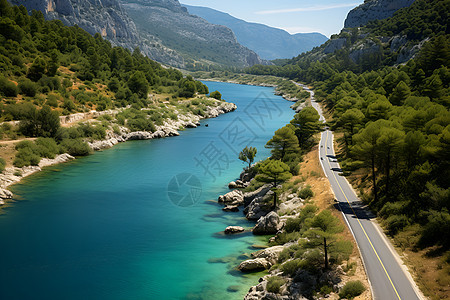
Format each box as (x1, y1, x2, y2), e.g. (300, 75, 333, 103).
(223, 205, 239, 212)
(228, 180, 247, 189)
(218, 190, 244, 206)
(253, 212, 283, 235)
(225, 226, 245, 234)
(245, 198, 270, 220)
(238, 258, 271, 272)
(243, 184, 271, 206)
(251, 246, 285, 265)
(0, 188, 13, 200)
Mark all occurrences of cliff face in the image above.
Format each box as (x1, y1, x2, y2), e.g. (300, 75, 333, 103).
(10, 0, 140, 47)
(120, 0, 265, 68)
(344, 0, 416, 28)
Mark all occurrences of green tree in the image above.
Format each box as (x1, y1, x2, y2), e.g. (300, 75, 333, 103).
(255, 159, 292, 208)
(305, 210, 344, 269)
(238, 146, 257, 170)
(290, 107, 321, 148)
(128, 71, 149, 98)
(389, 81, 411, 105)
(265, 125, 300, 161)
(352, 121, 384, 202)
(339, 108, 365, 147)
(27, 57, 47, 82)
(376, 127, 405, 196)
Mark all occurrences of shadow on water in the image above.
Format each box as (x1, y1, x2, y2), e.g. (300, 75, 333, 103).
(212, 231, 254, 239)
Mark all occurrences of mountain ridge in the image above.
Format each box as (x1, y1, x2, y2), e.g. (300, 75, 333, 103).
(183, 4, 328, 60)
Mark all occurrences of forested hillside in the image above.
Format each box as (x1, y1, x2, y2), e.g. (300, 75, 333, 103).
(245, 0, 449, 297)
(0, 0, 215, 167)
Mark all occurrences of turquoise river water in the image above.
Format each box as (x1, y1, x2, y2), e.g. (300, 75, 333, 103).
(0, 82, 295, 300)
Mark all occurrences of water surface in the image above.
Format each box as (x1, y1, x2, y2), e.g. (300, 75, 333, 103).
(0, 82, 294, 299)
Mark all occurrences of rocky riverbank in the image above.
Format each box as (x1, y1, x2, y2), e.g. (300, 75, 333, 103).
(216, 150, 370, 299)
(0, 100, 236, 205)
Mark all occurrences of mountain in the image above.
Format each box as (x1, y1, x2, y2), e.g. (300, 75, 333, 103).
(274, 0, 425, 69)
(344, 0, 416, 28)
(120, 0, 265, 69)
(8, 0, 141, 52)
(183, 4, 328, 60)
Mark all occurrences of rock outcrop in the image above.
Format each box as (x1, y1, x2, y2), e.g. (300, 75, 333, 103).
(218, 190, 244, 206)
(253, 211, 283, 235)
(225, 226, 245, 234)
(238, 258, 271, 272)
(344, 0, 416, 28)
(251, 246, 284, 265)
(222, 205, 239, 212)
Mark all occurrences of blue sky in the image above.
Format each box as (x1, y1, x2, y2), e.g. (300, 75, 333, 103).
(179, 0, 364, 37)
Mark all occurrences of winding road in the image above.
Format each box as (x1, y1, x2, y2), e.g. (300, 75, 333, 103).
(298, 83, 424, 300)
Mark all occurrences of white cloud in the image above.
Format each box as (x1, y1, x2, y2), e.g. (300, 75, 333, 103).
(255, 3, 359, 15)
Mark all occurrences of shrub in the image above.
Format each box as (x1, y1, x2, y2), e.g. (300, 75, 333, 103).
(0, 157, 6, 172)
(18, 79, 38, 97)
(0, 76, 19, 97)
(419, 210, 450, 248)
(266, 276, 285, 294)
(339, 281, 365, 299)
(35, 138, 60, 158)
(272, 231, 301, 245)
(14, 148, 41, 167)
(63, 99, 75, 111)
(385, 215, 409, 235)
(280, 259, 302, 276)
(298, 185, 314, 199)
(285, 217, 302, 233)
(60, 138, 91, 156)
(209, 90, 222, 100)
(379, 201, 407, 218)
(46, 94, 59, 107)
(330, 240, 353, 264)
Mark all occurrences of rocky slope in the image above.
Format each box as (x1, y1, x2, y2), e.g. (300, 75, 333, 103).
(120, 0, 266, 68)
(344, 0, 416, 28)
(9, 0, 141, 51)
(184, 5, 328, 60)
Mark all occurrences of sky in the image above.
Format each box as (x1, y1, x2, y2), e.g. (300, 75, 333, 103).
(179, 0, 364, 38)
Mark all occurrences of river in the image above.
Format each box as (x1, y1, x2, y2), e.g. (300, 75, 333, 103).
(0, 82, 295, 300)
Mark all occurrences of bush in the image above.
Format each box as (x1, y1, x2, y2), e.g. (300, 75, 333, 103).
(385, 215, 409, 235)
(209, 90, 222, 100)
(379, 201, 407, 218)
(419, 210, 450, 249)
(18, 79, 38, 97)
(0, 76, 19, 97)
(298, 185, 314, 199)
(339, 281, 365, 299)
(14, 148, 41, 167)
(60, 138, 91, 156)
(0, 157, 6, 172)
(280, 259, 302, 276)
(285, 217, 302, 233)
(266, 276, 285, 294)
(35, 138, 60, 158)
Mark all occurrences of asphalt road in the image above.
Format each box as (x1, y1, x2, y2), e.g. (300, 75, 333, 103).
(297, 83, 423, 300)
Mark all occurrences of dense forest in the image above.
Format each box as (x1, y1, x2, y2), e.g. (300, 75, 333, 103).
(0, 0, 214, 166)
(246, 0, 450, 271)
